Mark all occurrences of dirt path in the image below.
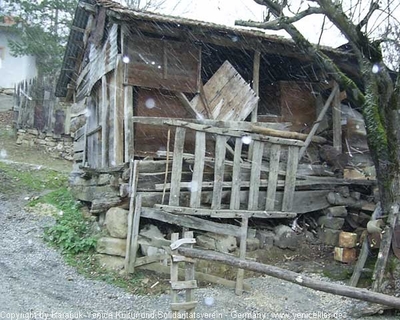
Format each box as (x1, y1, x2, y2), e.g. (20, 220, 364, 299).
(0, 110, 396, 319)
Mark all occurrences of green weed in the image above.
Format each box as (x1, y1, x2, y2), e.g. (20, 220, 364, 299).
(41, 188, 97, 255)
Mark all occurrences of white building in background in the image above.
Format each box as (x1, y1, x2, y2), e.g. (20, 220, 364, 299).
(0, 15, 37, 89)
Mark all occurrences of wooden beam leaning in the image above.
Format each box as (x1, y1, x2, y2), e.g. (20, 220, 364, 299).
(251, 50, 260, 123)
(169, 127, 186, 206)
(178, 247, 400, 310)
(332, 86, 342, 153)
(101, 76, 109, 167)
(299, 83, 339, 160)
(126, 193, 142, 273)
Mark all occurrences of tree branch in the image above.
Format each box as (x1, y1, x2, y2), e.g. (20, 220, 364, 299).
(236, 7, 324, 30)
(358, 2, 380, 30)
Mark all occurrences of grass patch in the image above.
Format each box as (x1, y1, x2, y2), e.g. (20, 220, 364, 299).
(0, 161, 68, 193)
(37, 188, 168, 295)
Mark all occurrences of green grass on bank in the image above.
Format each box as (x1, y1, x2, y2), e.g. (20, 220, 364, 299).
(0, 161, 68, 194)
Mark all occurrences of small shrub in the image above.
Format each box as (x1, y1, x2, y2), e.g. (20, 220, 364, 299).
(42, 188, 97, 255)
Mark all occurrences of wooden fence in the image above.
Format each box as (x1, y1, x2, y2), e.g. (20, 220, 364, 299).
(124, 119, 306, 294)
(14, 76, 70, 135)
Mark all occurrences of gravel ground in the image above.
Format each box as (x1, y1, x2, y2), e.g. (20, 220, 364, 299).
(1, 190, 398, 320)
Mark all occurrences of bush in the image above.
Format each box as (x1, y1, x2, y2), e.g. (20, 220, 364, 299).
(41, 188, 97, 255)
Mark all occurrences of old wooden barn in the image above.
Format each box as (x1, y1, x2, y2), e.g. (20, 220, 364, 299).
(56, 0, 377, 292)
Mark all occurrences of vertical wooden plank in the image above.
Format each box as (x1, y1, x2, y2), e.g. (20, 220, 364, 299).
(230, 138, 243, 210)
(332, 87, 342, 153)
(101, 75, 109, 167)
(127, 193, 142, 273)
(125, 160, 139, 272)
(265, 143, 281, 211)
(169, 127, 186, 206)
(212, 135, 228, 209)
(113, 55, 124, 165)
(184, 231, 196, 316)
(190, 131, 206, 208)
(251, 50, 260, 123)
(282, 146, 299, 211)
(235, 216, 248, 296)
(170, 233, 179, 320)
(124, 85, 134, 162)
(82, 123, 88, 167)
(248, 140, 264, 211)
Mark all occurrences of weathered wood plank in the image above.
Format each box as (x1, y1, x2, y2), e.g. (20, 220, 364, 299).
(332, 87, 342, 153)
(230, 138, 243, 210)
(169, 127, 186, 206)
(236, 216, 249, 295)
(266, 144, 281, 210)
(139, 190, 330, 214)
(248, 141, 264, 211)
(101, 76, 108, 168)
(282, 146, 299, 212)
(178, 247, 400, 310)
(170, 302, 198, 311)
(170, 233, 179, 319)
(132, 116, 290, 131)
(184, 231, 196, 315)
(190, 131, 206, 208)
(163, 119, 304, 146)
(154, 204, 296, 219)
(141, 207, 242, 237)
(113, 55, 124, 165)
(171, 280, 197, 290)
(212, 135, 228, 209)
(124, 85, 134, 162)
(126, 193, 142, 273)
(251, 51, 260, 123)
(134, 254, 169, 267)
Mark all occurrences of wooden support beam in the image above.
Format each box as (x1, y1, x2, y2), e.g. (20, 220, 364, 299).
(299, 83, 339, 160)
(113, 55, 124, 165)
(124, 85, 134, 162)
(332, 87, 342, 153)
(154, 204, 296, 219)
(178, 247, 400, 310)
(349, 203, 382, 287)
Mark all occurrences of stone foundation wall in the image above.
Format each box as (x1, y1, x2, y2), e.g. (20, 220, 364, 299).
(16, 129, 73, 161)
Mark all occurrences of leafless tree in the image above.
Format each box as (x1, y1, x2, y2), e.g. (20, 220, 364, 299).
(237, 0, 399, 306)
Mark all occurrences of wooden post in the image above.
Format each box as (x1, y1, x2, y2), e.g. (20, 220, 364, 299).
(101, 75, 109, 167)
(332, 86, 342, 153)
(251, 50, 260, 123)
(235, 216, 249, 295)
(124, 85, 134, 162)
(113, 55, 124, 165)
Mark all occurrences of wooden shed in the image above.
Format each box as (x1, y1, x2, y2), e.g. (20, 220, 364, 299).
(56, 0, 376, 286)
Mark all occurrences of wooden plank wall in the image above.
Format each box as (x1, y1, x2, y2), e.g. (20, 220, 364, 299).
(76, 24, 119, 100)
(124, 35, 201, 93)
(14, 76, 68, 135)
